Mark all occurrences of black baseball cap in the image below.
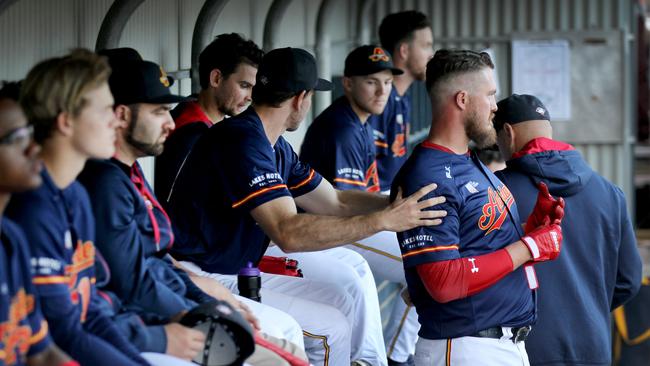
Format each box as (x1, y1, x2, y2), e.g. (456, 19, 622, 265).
(493, 94, 550, 132)
(344, 45, 403, 77)
(108, 59, 188, 105)
(255, 47, 332, 93)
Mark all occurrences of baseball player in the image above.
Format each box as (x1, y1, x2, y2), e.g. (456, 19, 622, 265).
(5, 50, 155, 366)
(166, 47, 446, 366)
(493, 94, 642, 366)
(300, 45, 398, 191)
(299, 44, 422, 365)
(372, 10, 434, 193)
(0, 81, 77, 366)
(78, 52, 307, 364)
(155, 33, 263, 203)
(154, 35, 368, 364)
(392, 50, 564, 366)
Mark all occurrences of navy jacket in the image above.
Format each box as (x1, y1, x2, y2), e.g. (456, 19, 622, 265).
(79, 159, 213, 353)
(496, 138, 642, 366)
(7, 169, 149, 366)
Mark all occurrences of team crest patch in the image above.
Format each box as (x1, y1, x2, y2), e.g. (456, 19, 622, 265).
(478, 185, 514, 235)
(159, 66, 170, 87)
(369, 47, 390, 62)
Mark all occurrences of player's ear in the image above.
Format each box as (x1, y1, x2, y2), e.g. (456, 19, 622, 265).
(342, 77, 353, 93)
(292, 90, 307, 110)
(113, 105, 131, 130)
(209, 68, 223, 88)
(54, 111, 73, 137)
(454, 90, 468, 110)
(503, 123, 517, 152)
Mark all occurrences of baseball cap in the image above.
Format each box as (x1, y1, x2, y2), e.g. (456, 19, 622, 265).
(344, 45, 403, 77)
(255, 47, 332, 93)
(493, 94, 550, 132)
(108, 59, 188, 105)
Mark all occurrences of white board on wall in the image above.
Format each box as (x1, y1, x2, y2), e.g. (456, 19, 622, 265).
(511, 39, 571, 121)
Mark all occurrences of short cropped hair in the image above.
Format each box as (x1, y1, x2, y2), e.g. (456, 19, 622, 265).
(425, 49, 494, 94)
(20, 49, 111, 144)
(378, 11, 431, 55)
(199, 33, 264, 90)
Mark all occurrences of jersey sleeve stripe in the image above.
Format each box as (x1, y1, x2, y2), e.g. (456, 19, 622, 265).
(32, 276, 68, 285)
(288, 169, 315, 190)
(402, 245, 459, 258)
(231, 184, 288, 208)
(374, 141, 389, 148)
(29, 320, 49, 345)
(333, 178, 366, 187)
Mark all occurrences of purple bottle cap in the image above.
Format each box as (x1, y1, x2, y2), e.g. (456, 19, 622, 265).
(238, 261, 260, 276)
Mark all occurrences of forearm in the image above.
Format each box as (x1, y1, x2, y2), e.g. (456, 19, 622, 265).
(336, 190, 389, 215)
(273, 211, 385, 252)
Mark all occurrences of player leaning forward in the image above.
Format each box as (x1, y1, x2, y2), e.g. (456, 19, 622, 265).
(166, 47, 446, 366)
(392, 49, 565, 366)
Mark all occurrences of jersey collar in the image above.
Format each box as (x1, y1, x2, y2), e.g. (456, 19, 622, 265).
(421, 141, 470, 156)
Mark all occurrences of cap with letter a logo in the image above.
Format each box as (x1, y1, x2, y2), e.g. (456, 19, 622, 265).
(344, 45, 404, 77)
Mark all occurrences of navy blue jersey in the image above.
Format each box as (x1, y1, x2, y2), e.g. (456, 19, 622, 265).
(300, 97, 380, 192)
(0, 219, 51, 365)
(79, 159, 196, 324)
(391, 142, 535, 340)
(6, 169, 149, 366)
(155, 101, 211, 204)
(370, 87, 410, 191)
(167, 107, 323, 274)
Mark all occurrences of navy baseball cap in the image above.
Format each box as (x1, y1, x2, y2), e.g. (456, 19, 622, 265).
(493, 94, 550, 132)
(108, 59, 188, 105)
(344, 45, 403, 77)
(255, 47, 332, 93)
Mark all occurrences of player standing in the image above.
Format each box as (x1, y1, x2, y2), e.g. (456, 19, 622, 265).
(493, 94, 642, 366)
(392, 50, 564, 366)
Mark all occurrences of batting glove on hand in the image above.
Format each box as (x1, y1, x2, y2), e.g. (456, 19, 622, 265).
(525, 182, 565, 234)
(521, 221, 563, 262)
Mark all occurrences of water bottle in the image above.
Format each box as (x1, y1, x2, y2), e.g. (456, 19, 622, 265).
(237, 262, 261, 302)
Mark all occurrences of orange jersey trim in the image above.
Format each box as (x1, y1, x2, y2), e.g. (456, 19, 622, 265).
(333, 178, 366, 187)
(289, 169, 315, 190)
(374, 141, 389, 148)
(32, 276, 68, 285)
(29, 320, 49, 345)
(402, 245, 459, 258)
(232, 184, 288, 208)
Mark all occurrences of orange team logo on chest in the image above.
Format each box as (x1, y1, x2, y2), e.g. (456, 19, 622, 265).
(364, 161, 380, 192)
(66, 241, 95, 323)
(0, 289, 36, 364)
(478, 186, 515, 235)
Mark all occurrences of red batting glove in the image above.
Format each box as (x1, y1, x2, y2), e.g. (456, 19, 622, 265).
(525, 182, 565, 234)
(521, 222, 563, 262)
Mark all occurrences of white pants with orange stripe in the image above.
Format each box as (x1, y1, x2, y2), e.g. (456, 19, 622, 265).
(345, 230, 420, 363)
(265, 245, 387, 366)
(414, 334, 530, 366)
(180, 261, 353, 366)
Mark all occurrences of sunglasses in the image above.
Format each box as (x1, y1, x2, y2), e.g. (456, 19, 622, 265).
(0, 125, 34, 148)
